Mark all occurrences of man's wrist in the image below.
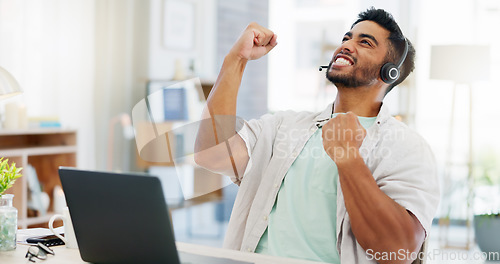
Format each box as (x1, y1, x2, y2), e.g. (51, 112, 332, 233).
(334, 148, 363, 168)
(225, 52, 249, 65)
(221, 53, 248, 75)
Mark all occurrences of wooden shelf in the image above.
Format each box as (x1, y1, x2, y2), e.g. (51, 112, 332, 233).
(0, 128, 76, 136)
(0, 129, 77, 229)
(0, 146, 77, 157)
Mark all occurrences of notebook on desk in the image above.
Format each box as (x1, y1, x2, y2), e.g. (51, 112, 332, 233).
(58, 167, 252, 264)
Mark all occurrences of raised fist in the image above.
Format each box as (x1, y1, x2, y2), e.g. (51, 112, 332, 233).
(229, 22, 278, 61)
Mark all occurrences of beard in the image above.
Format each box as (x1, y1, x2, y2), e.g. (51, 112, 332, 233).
(326, 60, 384, 88)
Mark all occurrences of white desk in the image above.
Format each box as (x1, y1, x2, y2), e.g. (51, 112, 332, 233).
(0, 242, 327, 264)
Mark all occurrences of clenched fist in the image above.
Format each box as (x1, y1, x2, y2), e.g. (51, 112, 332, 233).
(229, 22, 278, 61)
(321, 112, 367, 165)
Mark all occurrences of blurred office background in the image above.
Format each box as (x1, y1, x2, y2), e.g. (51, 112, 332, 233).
(1, 0, 499, 262)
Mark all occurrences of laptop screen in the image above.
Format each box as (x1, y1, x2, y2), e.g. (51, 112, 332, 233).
(59, 167, 181, 264)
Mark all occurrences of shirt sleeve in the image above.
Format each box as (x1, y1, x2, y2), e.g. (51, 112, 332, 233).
(234, 112, 282, 184)
(375, 130, 441, 236)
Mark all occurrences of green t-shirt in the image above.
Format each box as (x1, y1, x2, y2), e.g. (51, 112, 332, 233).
(255, 115, 376, 264)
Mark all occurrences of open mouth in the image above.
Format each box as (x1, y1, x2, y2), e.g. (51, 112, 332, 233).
(332, 55, 354, 66)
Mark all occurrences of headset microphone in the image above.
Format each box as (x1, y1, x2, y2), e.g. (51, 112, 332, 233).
(318, 66, 329, 71)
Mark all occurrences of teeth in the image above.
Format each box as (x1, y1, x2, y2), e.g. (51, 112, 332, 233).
(335, 57, 352, 66)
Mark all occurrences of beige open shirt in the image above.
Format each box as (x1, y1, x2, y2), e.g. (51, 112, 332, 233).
(223, 103, 440, 263)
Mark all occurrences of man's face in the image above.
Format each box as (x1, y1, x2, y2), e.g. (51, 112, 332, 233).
(326, 21, 390, 88)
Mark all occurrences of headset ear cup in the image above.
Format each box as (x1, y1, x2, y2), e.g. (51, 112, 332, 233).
(380, 62, 399, 84)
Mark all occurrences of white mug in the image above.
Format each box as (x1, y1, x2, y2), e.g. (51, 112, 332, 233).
(48, 207, 78, 249)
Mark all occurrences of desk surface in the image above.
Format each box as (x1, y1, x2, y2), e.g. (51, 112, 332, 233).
(0, 242, 327, 264)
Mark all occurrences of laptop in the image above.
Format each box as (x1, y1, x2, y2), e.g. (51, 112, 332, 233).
(58, 167, 252, 264)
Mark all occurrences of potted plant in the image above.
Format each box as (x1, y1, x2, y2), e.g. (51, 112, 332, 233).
(0, 157, 23, 251)
(473, 150, 500, 261)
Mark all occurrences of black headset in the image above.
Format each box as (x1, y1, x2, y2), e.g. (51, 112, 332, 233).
(380, 37, 409, 84)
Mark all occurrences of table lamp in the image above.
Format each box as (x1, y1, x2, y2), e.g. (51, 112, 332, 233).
(0, 66, 22, 100)
(430, 45, 490, 250)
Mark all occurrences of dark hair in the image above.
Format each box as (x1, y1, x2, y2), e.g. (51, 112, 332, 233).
(352, 7, 415, 95)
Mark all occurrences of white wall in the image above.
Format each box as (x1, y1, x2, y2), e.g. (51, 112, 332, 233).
(0, 0, 96, 169)
(93, 0, 153, 171)
(148, 0, 217, 80)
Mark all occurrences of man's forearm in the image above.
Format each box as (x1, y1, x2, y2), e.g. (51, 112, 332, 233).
(194, 54, 248, 174)
(195, 54, 247, 152)
(206, 54, 247, 117)
(336, 151, 424, 264)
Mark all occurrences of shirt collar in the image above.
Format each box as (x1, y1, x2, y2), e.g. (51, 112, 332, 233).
(314, 103, 334, 122)
(313, 102, 391, 125)
(374, 103, 391, 126)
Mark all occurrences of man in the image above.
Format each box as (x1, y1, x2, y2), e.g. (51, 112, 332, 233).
(194, 8, 439, 264)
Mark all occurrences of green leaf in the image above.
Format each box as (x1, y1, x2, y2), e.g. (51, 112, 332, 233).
(0, 157, 23, 195)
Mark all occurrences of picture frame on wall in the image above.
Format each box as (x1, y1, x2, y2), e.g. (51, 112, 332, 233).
(163, 0, 195, 50)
